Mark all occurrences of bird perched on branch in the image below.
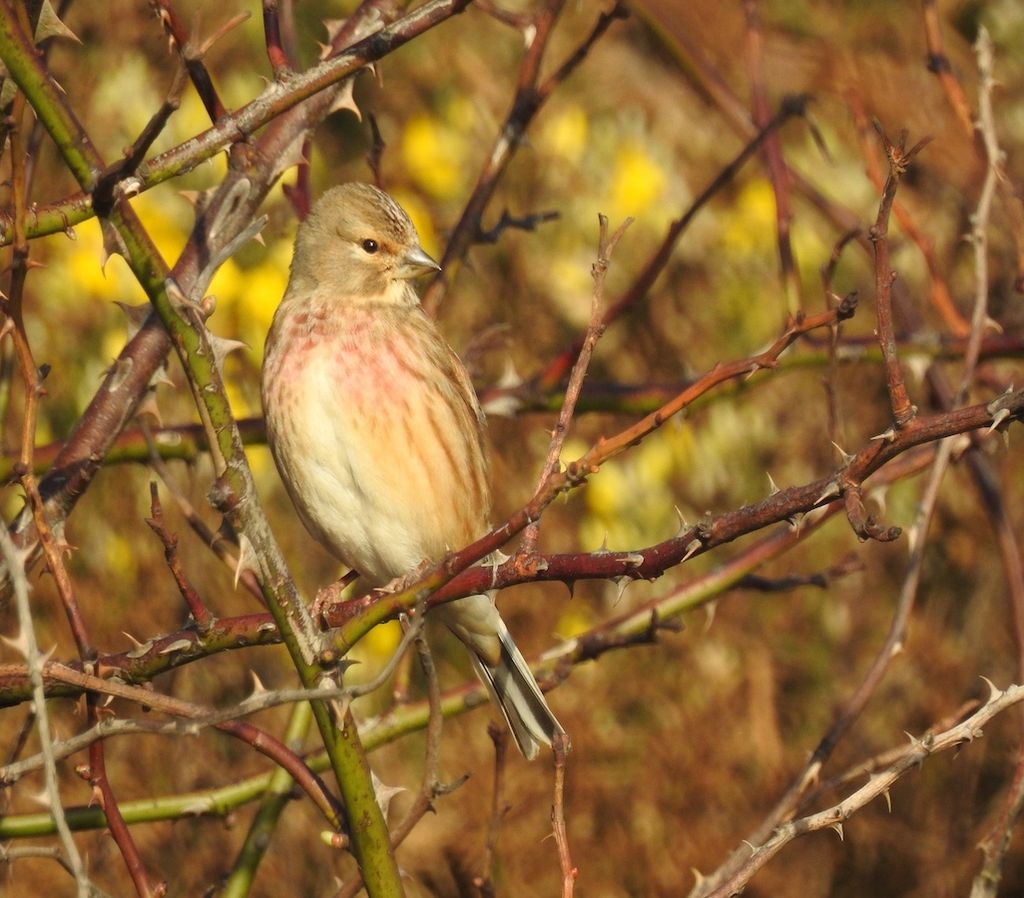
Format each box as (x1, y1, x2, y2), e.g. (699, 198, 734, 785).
(262, 182, 564, 759)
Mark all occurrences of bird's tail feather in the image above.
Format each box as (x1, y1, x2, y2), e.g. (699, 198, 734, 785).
(468, 623, 566, 761)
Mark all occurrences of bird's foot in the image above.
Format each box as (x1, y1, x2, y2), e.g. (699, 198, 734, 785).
(376, 559, 433, 597)
(311, 569, 359, 627)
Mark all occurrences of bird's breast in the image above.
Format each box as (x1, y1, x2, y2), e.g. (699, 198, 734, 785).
(262, 301, 491, 584)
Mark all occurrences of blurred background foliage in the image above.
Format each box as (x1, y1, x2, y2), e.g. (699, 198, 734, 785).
(3, 0, 1024, 896)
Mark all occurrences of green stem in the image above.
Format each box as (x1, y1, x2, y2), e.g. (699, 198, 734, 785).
(0, 7, 403, 894)
(220, 702, 313, 898)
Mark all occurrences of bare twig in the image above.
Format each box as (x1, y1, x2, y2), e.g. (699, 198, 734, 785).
(0, 529, 88, 895)
(551, 733, 575, 898)
(847, 90, 968, 336)
(534, 94, 812, 394)
(421, 0, 627, 316)
(869, 124, 930, 428)
(744, 0, 799, 314)
(519, 214, 631, 556)
(92, 63, 189, 217)
(144, 482, 214, 630)
(474, 723, 509, 898)
(149, 0, 244, 122)
(262, 0, 290, 77)
(922, 0, 1024, 289)
(702, 682, 1024, 898)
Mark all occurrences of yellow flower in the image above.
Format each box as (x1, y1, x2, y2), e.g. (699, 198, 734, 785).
(719, 178, 775, 254)
(609, 142, 667, 221)
(401, 114, 465, 200)
(540, 104, 588, 164)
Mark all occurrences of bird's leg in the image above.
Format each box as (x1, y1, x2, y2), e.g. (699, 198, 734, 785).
(374, 558, 433, 598)
(311, 568, 359, 625)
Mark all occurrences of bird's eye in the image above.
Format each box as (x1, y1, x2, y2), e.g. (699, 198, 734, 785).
(361, 239, 379, 254)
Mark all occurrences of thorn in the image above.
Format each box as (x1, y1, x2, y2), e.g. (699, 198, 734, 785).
(830, 822, 845, 841)
(249, 670, 267, 694)
(28, 787, 52, 809)
(135, 390, 163, 428)
(830, 440, 855, 465)
(682, 538, 702, 562)
(327, 78, 361, 119)
(882, 787, 892, 813)
(787, 512, 805, 534)
(158, 638, 194, 655)
(0, 629, 31, 659)
(870, 427, 897, 443)
(114, 301, 151, 341)
(208, 333, 248, 367)
(124, 635, 157, 657)
(99, 218, 128, 268)
(371, 769, 406, 816)
(673, 505, 689, 537)
(815, 479, 841, 504)
(872, 485, 888, 516)
(235, 534, 255, 589)
(35, 0, 82, 44)
(984, 315, 1003, 334)
(562, 579, 576, 599)
(150, 365, 175, 389)
(766, 472, 780, 496)
(987, 407, 1011, 433)
(703, 600, 717, 632)
(612, 576, 630, 603)
(979, 675, 1003, 701)
(904, 731, 926, 753)
(104, 356, 134, 394)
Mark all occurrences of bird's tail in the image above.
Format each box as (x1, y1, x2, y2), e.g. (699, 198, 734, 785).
(468, 620, 566, 761)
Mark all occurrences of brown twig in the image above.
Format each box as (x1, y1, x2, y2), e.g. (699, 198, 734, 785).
(474, 722, 509, 898)
(92, 63, 189, 218)
(820, 227, 860, 450)
(474, 208, 559, 245)
(421, 0, 627, 316)
(519, 214, 631, 557)
(13, 661, 343, 828)
(848, 90, 968, 336)
(262, 0, 290, 77)
(701, 683, 1024, 898)
(83, 701, 165, 897)
(144, 482, 214, 630)
(140, 422, 264, 602)
(534, 93, 812, 393)
(869, 124, 930, 428)
(0, 100, 93, 898)
(921, 0, 1024, 290)
(735, 553, 863, 593)
(551, 733, 575, 898)
(744, 0, 799, 314)
(149, 0, 243, 122)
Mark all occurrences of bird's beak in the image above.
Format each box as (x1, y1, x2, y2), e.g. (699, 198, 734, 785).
(395, 244, 441, 280)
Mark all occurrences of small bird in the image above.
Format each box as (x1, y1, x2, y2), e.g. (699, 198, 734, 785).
(262, 182, 564, 759)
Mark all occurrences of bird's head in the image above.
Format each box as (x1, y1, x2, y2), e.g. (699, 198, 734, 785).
(289, 182, 440, 304)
